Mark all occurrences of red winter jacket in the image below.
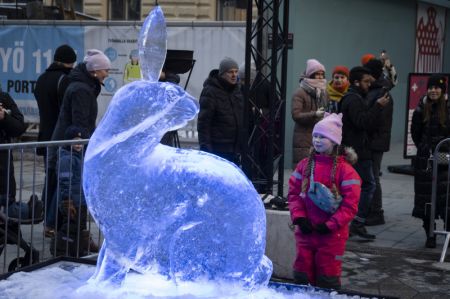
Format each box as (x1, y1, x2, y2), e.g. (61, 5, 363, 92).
(288, 151, 361, 234)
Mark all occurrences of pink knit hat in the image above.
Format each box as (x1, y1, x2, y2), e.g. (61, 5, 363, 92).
(312, 112, 343, 145)
(84, 49, 111, 71)
(305, 59, 325, 78)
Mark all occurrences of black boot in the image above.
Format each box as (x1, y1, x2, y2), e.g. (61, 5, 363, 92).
(425, 235, 436, 248)
(317, 275, 341, 290)
(365, 210, 385, 226)
(350, 221, 376, 240)
(293, 271, 309, 285)
(423, 219, 437, 249)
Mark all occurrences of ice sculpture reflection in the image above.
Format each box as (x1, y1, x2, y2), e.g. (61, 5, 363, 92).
(83, 6, 272, 288)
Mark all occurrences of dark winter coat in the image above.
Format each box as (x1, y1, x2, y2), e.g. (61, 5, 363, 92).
(197, 69, 244, 154)
(411, 96, 450, 219)
(33, 62, 72, 146)
(51, 63, 101, 142)
(0, 92, 27, 204)
(339, 86, 383, 160)
(366, 78, 394, 152)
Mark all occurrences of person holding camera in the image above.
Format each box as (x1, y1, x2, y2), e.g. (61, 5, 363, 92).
(361, 51, 398, 90)
(363, 59, 394, 226)
(339, 66, 390, 240)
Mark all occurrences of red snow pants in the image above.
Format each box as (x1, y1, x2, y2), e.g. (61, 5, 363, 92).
(293, 229, 347, 289)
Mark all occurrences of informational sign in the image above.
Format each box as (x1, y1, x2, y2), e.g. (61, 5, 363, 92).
(404, 73, 450, 158)
(0, 23, 246, 124)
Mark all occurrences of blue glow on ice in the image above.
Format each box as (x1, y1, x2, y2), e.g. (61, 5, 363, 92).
(138, 6, 166, 82)
(82, 6, 272, 288)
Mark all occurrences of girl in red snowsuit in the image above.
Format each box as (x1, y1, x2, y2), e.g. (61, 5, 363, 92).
(288, 113, 361, 290)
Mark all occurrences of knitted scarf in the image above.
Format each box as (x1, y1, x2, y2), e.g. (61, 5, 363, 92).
(326, 81, 349, 102)
(299, 77, 327, 107)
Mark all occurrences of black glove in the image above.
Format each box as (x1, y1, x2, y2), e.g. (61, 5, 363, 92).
(316, 223, 331, 235)
(293, 217, 313, 234)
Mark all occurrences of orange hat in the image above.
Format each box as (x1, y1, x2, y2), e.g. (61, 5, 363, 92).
(361, 53, 376, 66)
(332, 65, 349, 78)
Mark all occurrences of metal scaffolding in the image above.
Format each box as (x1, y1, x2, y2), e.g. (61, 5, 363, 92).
(242, 0, 289, 197)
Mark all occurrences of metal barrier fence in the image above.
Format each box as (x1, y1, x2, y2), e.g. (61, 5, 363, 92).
(430, 137, 450, 262)
(0, 139, 102, 274)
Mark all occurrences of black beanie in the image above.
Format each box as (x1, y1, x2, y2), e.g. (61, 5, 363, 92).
(364, 59, 384, 80)
(349, 66, 371, 84)
(64, 126, 88, 140)
(54, 45, 77, 64)
(427, 74, 447, 94)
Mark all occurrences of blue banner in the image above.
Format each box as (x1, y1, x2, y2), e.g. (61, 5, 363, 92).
(0, 26, 84, 122)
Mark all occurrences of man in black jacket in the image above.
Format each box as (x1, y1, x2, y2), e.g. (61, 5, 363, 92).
(34, 44, 76, 235)
(339, 66, 390, 239)
(34, 44, 77, 154)
(364, 59, 394, 226)
(197, 57, 243, 165)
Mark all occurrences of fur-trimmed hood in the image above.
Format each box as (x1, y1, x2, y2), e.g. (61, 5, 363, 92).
(343, 146, 358, 165)
(308, 146, 358, 165)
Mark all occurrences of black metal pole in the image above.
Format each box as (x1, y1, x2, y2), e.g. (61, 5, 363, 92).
(277, 0, 289, 197)
(242, 0, 254, 178)
(267, 0, 279, 194)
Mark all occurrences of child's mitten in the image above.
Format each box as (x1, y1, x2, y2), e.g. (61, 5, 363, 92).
(294, 217, 313, 234)
(316, 223, 331, 235)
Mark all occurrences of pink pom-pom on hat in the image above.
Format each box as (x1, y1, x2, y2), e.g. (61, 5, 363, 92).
(312, 112, 343, 145)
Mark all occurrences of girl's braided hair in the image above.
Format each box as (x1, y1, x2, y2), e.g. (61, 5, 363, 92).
(301, 145, 344, 197)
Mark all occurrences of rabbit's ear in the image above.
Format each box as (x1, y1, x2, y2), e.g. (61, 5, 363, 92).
(139, 6, 167, 82)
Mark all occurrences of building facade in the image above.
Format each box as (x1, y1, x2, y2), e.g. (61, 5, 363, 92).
(35, 0, 246, 21)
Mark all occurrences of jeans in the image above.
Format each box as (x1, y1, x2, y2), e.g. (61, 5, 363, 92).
(0, 197, 29, 219)
(43, 168, 58, 229)
(6, 201, 29, 219)
(370, 151, 384, 214)
(370, 152, 384, 215)
(353, 159, 376, 223)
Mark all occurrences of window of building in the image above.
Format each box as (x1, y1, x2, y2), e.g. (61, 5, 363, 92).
(109, 0, 140, 20)
(28, 1, 83, 13)
(217, 0, 247, 21)
(57, 0, 83, 12)
(71, 0, 83, 12)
